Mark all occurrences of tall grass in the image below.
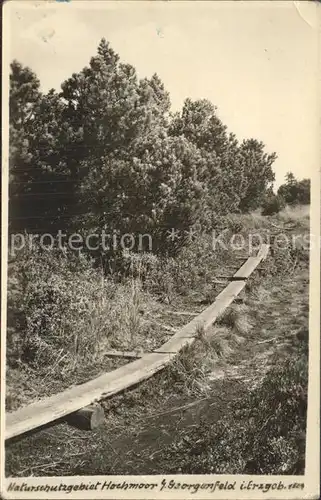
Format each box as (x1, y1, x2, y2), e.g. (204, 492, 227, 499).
(6, 245, 160, 404)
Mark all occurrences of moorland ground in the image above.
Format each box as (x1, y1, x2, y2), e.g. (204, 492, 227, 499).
(6, 206, 309, 476)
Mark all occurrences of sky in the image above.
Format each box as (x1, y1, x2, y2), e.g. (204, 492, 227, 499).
(5, 0, 320, 187)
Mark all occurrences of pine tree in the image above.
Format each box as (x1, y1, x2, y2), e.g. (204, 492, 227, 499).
(238, 139, 276, 212)
(9, 61, 42, 231)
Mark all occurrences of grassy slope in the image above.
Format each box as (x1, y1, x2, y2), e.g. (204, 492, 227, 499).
(5, 207, 310, 476)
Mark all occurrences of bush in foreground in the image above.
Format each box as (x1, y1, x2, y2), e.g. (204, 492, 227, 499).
(6, 245, 155, 374)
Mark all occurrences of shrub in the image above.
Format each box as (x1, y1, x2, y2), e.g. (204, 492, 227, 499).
(6, 244, 153, 372)
(117, 235, 217, 300)
(7, 245, 98, 366)
(163, 351, 308, 474)
(261, 193, 286, 216)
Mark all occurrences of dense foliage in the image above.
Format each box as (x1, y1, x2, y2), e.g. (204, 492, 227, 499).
(261, 189, 286, 215)
(10, 38, 279, 253)
(7, 246, 102, 367)
(163, 346, 308, 475)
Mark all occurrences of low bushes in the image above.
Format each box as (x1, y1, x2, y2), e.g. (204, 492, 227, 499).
(6, 209, 309, 415)
(163, 344, 308, 475)
(7, 212, 308, 370)
(6, 245, 157, 376)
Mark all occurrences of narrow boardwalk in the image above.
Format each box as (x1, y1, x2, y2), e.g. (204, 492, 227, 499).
(6, 245, 269, 441)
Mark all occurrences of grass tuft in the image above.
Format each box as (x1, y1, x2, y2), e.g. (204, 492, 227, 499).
(217, 304, 252, 336)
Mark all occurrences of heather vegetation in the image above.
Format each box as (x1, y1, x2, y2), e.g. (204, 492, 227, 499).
(6, 234, 309, 475)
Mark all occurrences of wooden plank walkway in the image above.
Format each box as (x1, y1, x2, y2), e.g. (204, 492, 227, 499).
(5, 244, 269, 441)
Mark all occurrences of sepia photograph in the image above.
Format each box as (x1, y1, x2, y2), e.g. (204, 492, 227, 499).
(1, 1, 320, 498)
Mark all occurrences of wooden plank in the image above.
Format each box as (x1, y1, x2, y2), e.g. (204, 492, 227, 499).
(233, 244, 269, 279)
(257, 244, 270, 261)
(6, 352, 174, 440)
(5, 245, 269, 441)
(155, 280, 246, 350)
